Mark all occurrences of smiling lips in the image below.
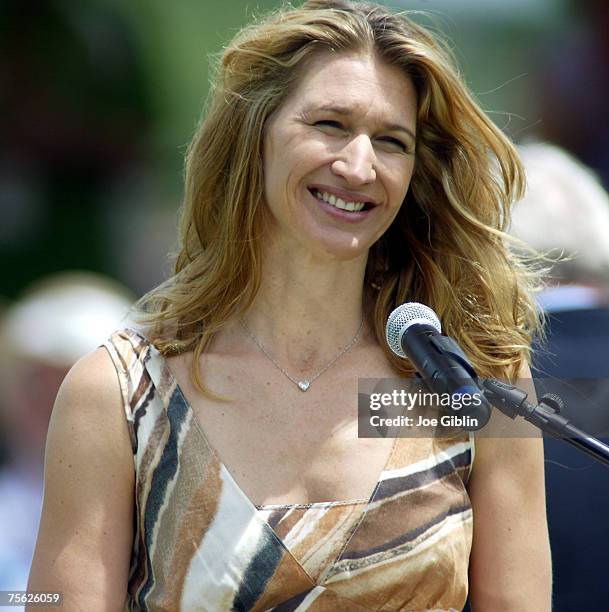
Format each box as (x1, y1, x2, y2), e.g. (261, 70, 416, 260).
(309, 187, 377, 213)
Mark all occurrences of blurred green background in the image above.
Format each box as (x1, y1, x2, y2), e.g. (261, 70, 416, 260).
(3, 0, 607, 300)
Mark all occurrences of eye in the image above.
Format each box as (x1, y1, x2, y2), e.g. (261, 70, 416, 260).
(377, 136, 408, 153)
(314, 119, 344, 130)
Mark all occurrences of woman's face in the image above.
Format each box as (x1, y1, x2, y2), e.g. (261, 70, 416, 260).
(263, 51, 417, 262)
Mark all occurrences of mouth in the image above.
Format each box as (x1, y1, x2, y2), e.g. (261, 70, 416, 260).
(308, 188, 376, 213)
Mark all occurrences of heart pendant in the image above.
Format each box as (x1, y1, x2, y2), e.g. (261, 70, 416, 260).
(298, 380, 310, 392)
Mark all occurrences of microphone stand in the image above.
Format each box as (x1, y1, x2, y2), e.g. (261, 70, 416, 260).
(481, 379, 609, 468)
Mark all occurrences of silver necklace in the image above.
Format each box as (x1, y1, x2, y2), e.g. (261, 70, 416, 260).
(240, 317, 365, 392)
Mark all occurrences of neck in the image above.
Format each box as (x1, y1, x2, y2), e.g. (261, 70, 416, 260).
(235, 244, 370, 372)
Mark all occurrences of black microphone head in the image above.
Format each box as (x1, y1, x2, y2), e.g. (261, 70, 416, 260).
(386, 302, 441, 358)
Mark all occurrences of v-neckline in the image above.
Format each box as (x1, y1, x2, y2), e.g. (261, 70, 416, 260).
(135, 331, 401, 591)
(163, 369, 399, 588)
(159, 351, 398, 514)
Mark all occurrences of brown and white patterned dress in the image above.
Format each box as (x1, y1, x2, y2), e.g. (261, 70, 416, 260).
(104, 329, 474, 611)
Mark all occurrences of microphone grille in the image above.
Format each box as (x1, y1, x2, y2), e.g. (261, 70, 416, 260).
(385, 302, 442, 357)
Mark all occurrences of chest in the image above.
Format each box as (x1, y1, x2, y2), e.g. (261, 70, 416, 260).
(167, 345, 399, 506)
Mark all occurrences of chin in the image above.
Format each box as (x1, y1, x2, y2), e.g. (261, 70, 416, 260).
(313, 239, 371, 263)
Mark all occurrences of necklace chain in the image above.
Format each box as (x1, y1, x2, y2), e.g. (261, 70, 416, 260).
(240, 316, 364, 391)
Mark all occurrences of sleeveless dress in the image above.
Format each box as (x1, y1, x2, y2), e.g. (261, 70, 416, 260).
(104, 329, 474, 611)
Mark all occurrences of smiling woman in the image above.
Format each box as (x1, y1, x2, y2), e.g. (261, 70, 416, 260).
(28, 1, 551, 611)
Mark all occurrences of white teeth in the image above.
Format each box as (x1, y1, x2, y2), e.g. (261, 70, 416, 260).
(314, 190, 366, 212)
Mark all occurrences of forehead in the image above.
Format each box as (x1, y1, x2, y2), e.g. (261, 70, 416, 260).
(285, 51, 417, 126)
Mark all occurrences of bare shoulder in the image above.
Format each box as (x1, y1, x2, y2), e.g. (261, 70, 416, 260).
(42, 347, 133, 468)
(469, 361, 545, 510)
(28, 348, 134, 610)
(57, 346, 124, 410)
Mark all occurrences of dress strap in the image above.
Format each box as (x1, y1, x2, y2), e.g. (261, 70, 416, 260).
(102, 328, 152, 454)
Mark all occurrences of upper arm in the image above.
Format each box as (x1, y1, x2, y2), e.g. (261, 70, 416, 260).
(27, 347, 134, 611)
(467, 363, 552, 611)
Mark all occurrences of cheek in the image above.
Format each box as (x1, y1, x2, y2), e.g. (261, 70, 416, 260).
(390, 162, 415, 203)
(262, 138, 285, 205)
(271, 144, 317, 195)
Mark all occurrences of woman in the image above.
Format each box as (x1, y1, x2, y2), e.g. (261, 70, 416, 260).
(28, 1, 551, 610)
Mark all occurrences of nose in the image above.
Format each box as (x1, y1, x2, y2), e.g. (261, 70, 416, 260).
(331, 134, 377, 185)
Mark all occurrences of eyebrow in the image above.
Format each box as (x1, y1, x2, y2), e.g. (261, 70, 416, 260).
(306, 103, 416, 142)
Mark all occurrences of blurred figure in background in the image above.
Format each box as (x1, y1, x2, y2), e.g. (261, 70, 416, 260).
(0, 272, 133, 593)
(537, 1, 609, 189)
(511, 142, 609, 610)
(513, 142, 609, 311)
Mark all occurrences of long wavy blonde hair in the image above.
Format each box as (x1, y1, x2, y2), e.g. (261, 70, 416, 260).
(136, 0, 541, 387)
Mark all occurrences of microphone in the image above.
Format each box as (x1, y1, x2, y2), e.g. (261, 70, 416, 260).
(385, 302, 491, 430)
